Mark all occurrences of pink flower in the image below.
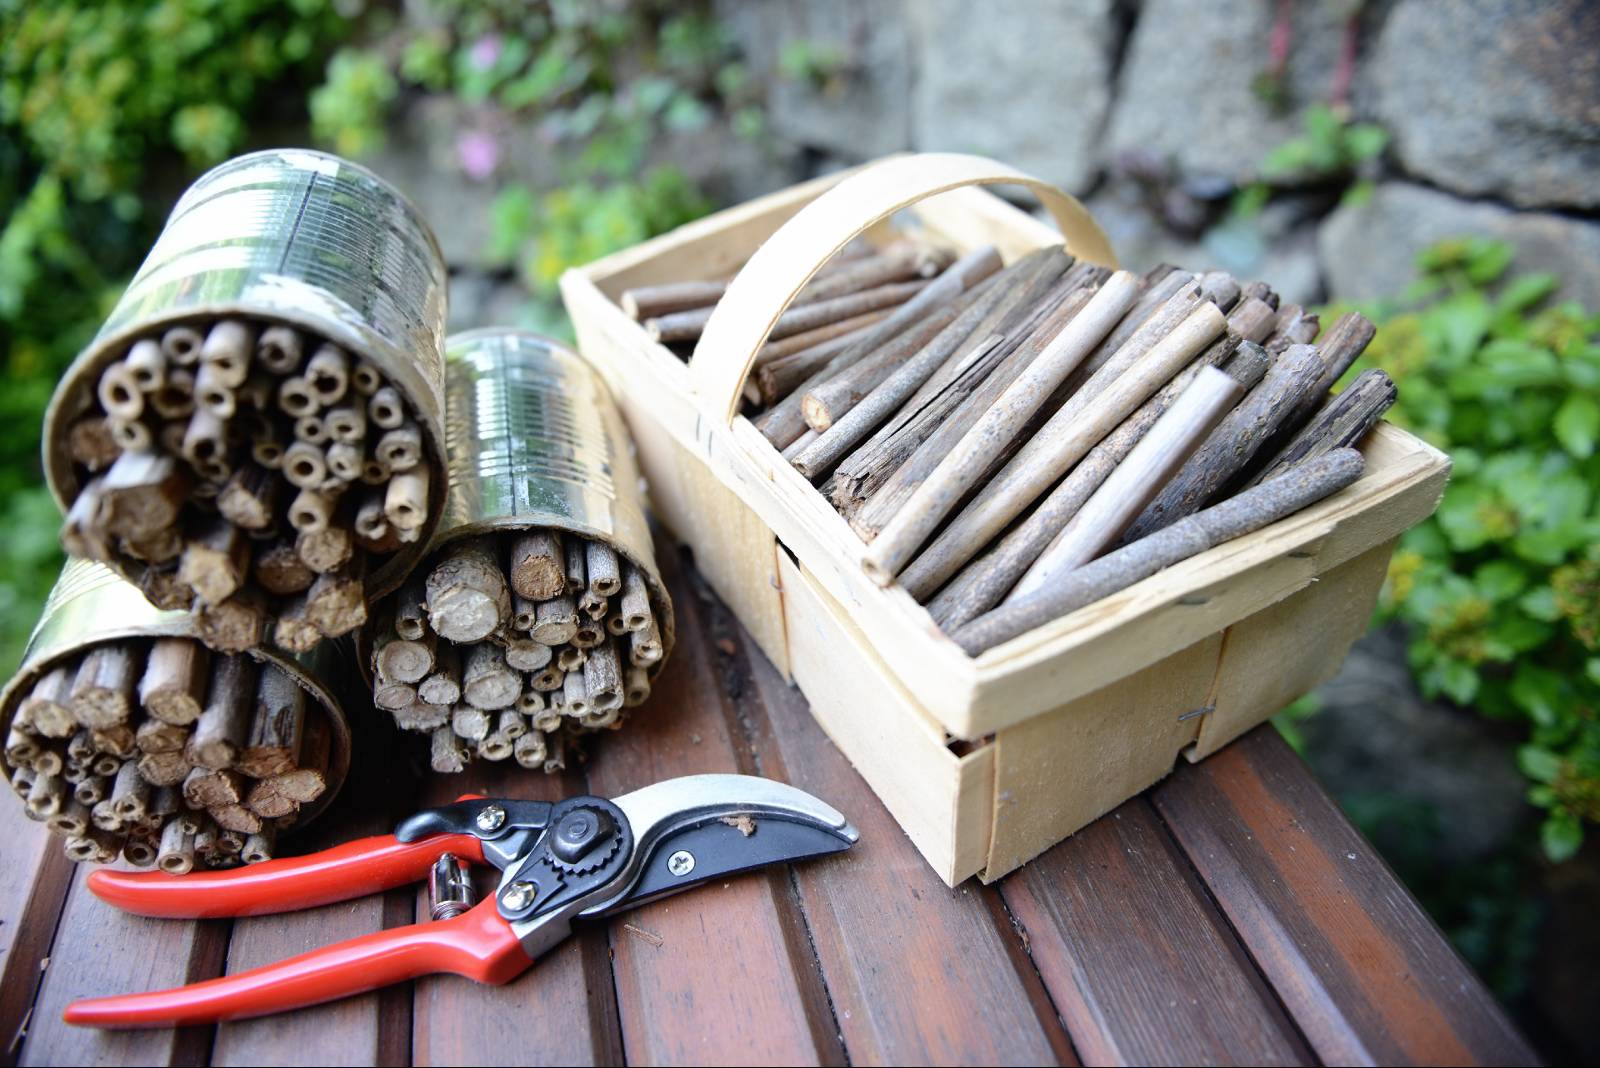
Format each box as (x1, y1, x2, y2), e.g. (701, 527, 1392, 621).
(457, 130, 501, 181)
(469, 34, 502, 71)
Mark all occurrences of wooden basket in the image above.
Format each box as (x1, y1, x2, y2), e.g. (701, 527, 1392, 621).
(561, 153, 1450, 885)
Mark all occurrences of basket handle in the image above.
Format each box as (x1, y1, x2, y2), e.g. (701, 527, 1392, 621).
(688, 152, 1116, 425)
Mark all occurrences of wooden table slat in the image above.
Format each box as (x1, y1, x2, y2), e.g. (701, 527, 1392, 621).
(1151, 728, 1539, 1067)
(20, 868, 227, 1067)
(1001, 798, 1313, 1067)
(410, 763, 621, 1068)
(579, 552, 844, 1067)
(0, 807, 75, 1063)
(734, 607, 1075, 1067)
(210, 720, 409, 1068)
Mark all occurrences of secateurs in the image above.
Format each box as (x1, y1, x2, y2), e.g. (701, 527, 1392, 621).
(64, 773, 857, 1028)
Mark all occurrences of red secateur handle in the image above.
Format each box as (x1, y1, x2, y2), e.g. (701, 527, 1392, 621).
(63, 896, 530, 1028)
(85, 831, 488, 918)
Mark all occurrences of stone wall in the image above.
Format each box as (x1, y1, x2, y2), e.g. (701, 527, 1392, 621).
(718, 0, 1600, 309)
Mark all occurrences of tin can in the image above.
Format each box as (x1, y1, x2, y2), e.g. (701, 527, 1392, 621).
(2, 560, 352, 831)
(43, 148, 449, 600)
(363, 328, 675, 672)
(439, 328, 674, 661)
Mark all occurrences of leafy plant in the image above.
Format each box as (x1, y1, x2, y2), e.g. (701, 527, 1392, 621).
(0, 0, 354, 671)
(1260, 103, 1387, 187)
(308, 1, 747, 306)
(1334, 237, 1600, 861)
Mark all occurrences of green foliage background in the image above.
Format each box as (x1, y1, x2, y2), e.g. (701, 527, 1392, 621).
(0, 0, 354, 672)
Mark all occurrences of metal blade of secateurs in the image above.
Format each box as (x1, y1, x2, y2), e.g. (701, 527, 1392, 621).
(586, 773, 859, 914)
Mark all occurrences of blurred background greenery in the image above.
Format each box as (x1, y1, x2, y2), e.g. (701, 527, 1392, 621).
(3, 0, 1597, 1055)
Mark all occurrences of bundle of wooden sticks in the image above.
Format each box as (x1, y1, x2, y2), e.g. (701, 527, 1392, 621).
(59, 317, 438, 654)
(369, 528, 666, 774)
(620, 239, 1397, 650)
(4, 638, 333, 871)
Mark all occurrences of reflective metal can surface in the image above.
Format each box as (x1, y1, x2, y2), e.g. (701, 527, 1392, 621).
(43, 148, 449, 598)
(437, 327, 674, 662)
(1, 560, 353, 831)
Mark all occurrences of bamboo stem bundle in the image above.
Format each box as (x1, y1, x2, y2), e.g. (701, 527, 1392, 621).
(56, 318, 443, 654)
(368, 529, 670, 773)
(5, 637, 334, 866)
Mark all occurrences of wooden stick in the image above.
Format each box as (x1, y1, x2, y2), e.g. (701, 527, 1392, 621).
(21, 665, 77, 739)
(287, 488, 336, 534)
(200, 320, 254, 386)
(417, 644, 462, 706)
(376, 422, 423, 472)
(1249, 368, 1396, 486)
(582, 640, 624, 712)
(430, 726, 468, 773)
(305, 344, 351, 406)
(296, 526, 353, 574)
(99, 359, 146, 421)
(756, 246, 1004, 448)
(124, 337, 166, 391)
(136, 750, 191, 787)
(375, 626, 436, 684)
(585, 541, 622, 597)
(304, 566, 367, 638)
(894, 298, 1226, 594)
(531, 594, 579, 645)
(557, 645, 586, 673)
(1010, 367, 1245, 598)
(1252, 311, 1377, 462)
(624, 666, 651, 708)
(952, 449, 1369, 655)
(837, 265, 1099, 527)
(426, 537, 510, 642)
(529, 666, 565, 693)
(791, 249, 1067, 480)
(561, 669, 591, 716)
(255, 324, 304, 373)
(237, 666, 305, 777)
(178, 518, 249, 605)
(516, 689, 546, 716)
(629, 620, 664, 668)
(99, 451, 188, 540)
(187, 654, 255, 769)
(1119, 343, 1328, 543)
(256, 541, 315, 595)
(373, 667, 417, 711)
(754, 313, 899, 405)
(161, 324, 204, 365)
(451, 705, 492, 742)
(135, 718, 188, 755)
(462, 642, 520, 710)
(798, 275, 995, 433)
(216, 465, 278, 531)
(618, 566, 652, 632)
(928, 338, 1258, 627)
(755, 308, 892, 367)
(513, 731, 547, 770)
(393, 577, 427, 641)
(183, 766, 245, 809)
(67, 416, 121, 472)
(91, 723, 136, 758)
(622, 278, 729, 321)
(385, 467, 430, 537)
(71, 645, 140, 728)
(511, 530, 566, 600)
(392, 699, 450, 732)
(864, 272, 1142, 583)
(282, 442, 328, 490)
(648, 278, 931, 345)
(293, 414, 329, 446)
(504, 638, 553, 672)
(150, 367, 196, 420)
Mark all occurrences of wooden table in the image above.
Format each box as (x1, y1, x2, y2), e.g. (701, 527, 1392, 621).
(0, 552, 1537, 1067)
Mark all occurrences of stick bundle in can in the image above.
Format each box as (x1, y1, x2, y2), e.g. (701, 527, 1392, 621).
(2, 561, 351, 867)
(364, 330, 674, 773)
(44, 150, 449, 655)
